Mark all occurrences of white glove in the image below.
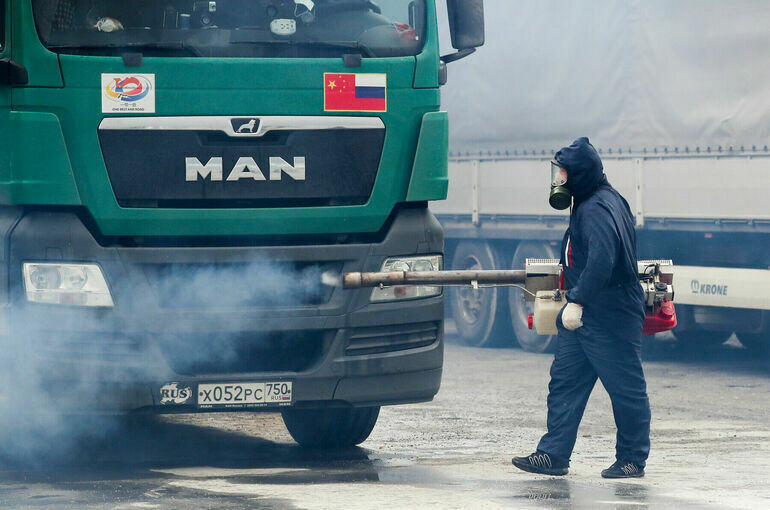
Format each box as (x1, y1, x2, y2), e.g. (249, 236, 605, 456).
(562, 302, 584, 331)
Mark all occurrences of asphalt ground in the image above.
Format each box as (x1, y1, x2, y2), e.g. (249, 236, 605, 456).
(1, 334, 769, 509)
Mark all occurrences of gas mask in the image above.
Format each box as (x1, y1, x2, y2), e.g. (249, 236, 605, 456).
(549, 160, 572, 210)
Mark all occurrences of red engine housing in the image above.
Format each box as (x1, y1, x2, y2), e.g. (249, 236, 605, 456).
(642, 300, 677, 336)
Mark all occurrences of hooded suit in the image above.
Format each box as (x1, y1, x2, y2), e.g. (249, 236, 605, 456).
(537, 137, 651, 466)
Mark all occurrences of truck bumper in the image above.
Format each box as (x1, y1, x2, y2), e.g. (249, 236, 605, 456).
(5, 205, 444, 412)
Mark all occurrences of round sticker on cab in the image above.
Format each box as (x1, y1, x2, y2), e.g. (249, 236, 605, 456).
(159, 382, 193, 405)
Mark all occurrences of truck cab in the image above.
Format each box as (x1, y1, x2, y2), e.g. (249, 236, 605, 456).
(0, 0, 483, 447)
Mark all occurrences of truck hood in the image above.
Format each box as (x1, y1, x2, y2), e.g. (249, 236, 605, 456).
(11, 55, 439, 238)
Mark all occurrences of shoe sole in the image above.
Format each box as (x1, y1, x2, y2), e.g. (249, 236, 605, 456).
(601, 471, 645, 479)
(512, 458, 568, 476)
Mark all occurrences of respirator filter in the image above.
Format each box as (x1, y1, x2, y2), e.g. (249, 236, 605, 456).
(549, 160, 572, 210)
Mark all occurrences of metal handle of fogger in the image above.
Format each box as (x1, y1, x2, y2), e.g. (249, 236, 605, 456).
(342, 269, 527, 289)
(343, 259, 677, 336)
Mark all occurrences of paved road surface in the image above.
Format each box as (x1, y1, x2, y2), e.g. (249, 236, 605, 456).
(1, 337, 768, 509)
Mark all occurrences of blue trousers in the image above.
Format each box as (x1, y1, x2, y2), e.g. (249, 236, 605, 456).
(536, 320, 651, 466)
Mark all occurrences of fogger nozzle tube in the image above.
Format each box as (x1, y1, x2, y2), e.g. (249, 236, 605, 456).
(343, 270, 527, 289)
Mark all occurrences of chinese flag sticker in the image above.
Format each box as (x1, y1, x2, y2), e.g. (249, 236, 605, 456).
(324, 73, 387, 112)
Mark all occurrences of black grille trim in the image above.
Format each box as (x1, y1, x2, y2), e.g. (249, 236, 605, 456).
(157, 330, 332, 376)
(141, 261, 341, 309)
(98, 126, 385, 208)
(346, 321, 440, 356)
(34, 334, 147, 363)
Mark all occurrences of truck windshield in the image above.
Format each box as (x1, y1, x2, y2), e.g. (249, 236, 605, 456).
(32, 0, 426, 58)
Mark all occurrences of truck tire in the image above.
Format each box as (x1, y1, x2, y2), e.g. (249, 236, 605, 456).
(736, 332, 769, 355)
(448, 241, 510, 347)
(672, 329, 732, 348)
(509, 241, 557, 353)
(281, 406, 380, 448)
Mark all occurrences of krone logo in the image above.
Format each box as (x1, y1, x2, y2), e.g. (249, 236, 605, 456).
(690, 279, 729, 296)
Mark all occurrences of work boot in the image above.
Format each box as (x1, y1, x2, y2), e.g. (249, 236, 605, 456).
(512, 450, 569, 476)
(601, 460, 645, 478)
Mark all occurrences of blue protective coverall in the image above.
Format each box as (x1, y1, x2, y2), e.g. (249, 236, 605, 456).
(536, 137, 651, 466)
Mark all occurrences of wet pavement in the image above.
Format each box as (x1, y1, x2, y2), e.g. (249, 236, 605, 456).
(1, 334, 769, 509)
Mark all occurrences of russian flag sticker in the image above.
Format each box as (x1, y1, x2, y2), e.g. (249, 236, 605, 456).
(324, 73, 387, 112)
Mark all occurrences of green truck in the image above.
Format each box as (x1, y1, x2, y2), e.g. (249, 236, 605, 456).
(0, 1, 483, 447)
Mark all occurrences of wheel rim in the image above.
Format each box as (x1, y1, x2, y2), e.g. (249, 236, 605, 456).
(511, 285, 542, 351)
(455, 255, 488, 326)
(512, 288, 534, 331)
(509, 242, 556, 352)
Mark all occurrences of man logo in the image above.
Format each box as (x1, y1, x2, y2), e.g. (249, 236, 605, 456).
(691, 280, 700, 294)
(231, 118, 260, 134)
(185, 157, 306, 182)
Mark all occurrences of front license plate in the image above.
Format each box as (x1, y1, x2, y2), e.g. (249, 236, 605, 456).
(197, 381, 293, 409)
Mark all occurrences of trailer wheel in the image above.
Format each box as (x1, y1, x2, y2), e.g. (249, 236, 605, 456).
(672, 329, 732, 348)
(281, 406, 380, 448)
(736, 332, 769, 355)
(509, 241, 557, 353)
(449, 241, 510, 347)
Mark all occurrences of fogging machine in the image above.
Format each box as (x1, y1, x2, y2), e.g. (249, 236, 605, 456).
(344, 259, 677, 336)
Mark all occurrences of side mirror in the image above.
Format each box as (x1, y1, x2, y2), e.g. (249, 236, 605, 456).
(0, 58, 29, 86)
(446, 0, 485, 52)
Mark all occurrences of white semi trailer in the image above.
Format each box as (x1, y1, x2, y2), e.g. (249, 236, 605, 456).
(433, 0, 770, 352)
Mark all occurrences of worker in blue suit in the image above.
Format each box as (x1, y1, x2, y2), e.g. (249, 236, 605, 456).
(512, 137, 651, 478)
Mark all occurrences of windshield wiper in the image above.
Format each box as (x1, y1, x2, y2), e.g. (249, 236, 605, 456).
(230, 38, 376, 58)
(289, 40, 376, 58)
(49, 41, 204, 57)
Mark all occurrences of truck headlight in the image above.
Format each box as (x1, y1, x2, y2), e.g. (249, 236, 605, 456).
(370, 255, 443, 302)
(23, 263, 114, 307)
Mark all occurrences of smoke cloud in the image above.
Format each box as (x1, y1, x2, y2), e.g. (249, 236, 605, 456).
(0, 257, 332, 466)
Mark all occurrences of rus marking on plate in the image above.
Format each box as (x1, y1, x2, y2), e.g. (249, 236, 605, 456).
(159, 382, 193, 405)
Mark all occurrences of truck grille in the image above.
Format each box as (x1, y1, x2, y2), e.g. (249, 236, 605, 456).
(35, 334, 147, 364)
(157, 330, 332, 376)
(142, 262, 341, 308)
(98, 116, 385, 208)
(346, 321, 440, 356)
